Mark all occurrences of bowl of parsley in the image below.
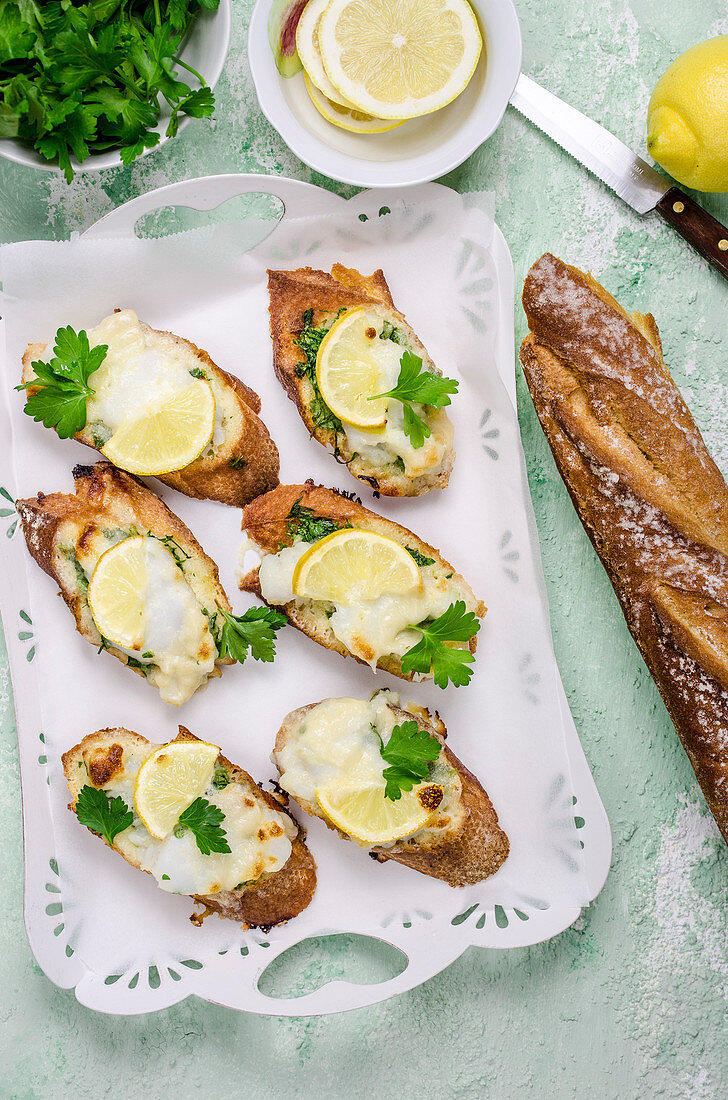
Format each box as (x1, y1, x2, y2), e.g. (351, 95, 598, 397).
(0, 0, 231, 182)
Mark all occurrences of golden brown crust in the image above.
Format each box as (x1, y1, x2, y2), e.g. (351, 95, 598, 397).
(520, 253, 728, 842)
(21, 320, 280, 508)
(240, 482, 485, 681)
(62, 726, 316, 929)
(274, 701, 509, 887)
(16, 462, 232, 687)
(267, 266, 453, 496)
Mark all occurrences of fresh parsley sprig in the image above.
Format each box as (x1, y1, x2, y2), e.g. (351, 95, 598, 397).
(174, 797, 230, 855)
(370, 350, 458, 449)
(0, 1, 220, 181)
(375, 720, 441, 801)
(16, 326, 107, 439)
(400, 600, 480, 688)
(75, 784, 134, 847)
(213, 606, 287, 664)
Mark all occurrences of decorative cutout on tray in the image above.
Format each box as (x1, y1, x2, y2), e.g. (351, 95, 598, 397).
(480, 408, 500, 460)
(18, 610, 35, 661)
(0, 487, 17, 538)
(544, 776, 587, 872)
(518, 652, 540, 704)
(456, 239, 493, 333)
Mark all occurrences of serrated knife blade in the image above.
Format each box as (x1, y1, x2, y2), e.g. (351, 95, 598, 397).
(510, 73, 728, 281)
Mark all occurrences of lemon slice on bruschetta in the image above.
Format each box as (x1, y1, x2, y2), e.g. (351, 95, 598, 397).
(102, 378, 215, 476)
(134, 739, 220, 839)
(292, 528, 422, 603)
(316, 782, 435, 844)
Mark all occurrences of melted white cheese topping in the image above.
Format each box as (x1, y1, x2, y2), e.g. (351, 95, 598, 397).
(256, 538, 457, 668)
(75, 530, 217, 706)
(51, 309, 226, 449)
(276, 694, 461, 848)
(105, 742, 293, 895)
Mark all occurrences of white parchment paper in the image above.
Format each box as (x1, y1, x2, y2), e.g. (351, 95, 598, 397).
(0, 190, 590, 977)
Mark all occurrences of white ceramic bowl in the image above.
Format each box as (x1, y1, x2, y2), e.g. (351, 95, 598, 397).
(0, 1, 231, 175)
(248, 0, 521, 187)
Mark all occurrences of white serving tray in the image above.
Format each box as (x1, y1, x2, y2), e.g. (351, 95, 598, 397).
(0, 176, 611, 1016)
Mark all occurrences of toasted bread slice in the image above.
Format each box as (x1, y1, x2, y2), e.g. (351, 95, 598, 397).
(63, 726, 316, 928)
(17, 462, 233, 705)
(267, 265, 454, 496)
(22, 310, 279, 507)
(274, 695, 509, 887)
(240, 481, 485, 681)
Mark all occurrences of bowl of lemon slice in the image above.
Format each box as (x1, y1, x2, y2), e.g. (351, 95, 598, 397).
(249, 0, 522, 187)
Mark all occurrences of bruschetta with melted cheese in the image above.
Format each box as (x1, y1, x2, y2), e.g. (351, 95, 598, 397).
(274, 693, 509, 887)
(268, 265, 456, 496)
(64, 726, 316, 928)
(17, 463, 285, 705)
(21, 309, 279, 506)
(240, 482, 485, 687)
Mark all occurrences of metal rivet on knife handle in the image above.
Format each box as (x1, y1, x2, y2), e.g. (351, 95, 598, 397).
(656, 187, 728, 280)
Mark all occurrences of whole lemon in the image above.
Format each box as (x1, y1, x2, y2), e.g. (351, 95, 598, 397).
(647, 35, 728, 192)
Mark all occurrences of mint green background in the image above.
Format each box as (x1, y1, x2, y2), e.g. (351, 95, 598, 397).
(2, 1, 728, 1096)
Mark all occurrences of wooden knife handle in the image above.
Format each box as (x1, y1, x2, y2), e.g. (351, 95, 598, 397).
(656, 187, 728, 280)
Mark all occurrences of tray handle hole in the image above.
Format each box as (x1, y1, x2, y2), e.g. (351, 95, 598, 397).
(257, 933, 408, 1001)
(132, 193, 285, 246)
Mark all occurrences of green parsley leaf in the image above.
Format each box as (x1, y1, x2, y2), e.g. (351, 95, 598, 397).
(405, 546, 435, 567)
(370, 349, 458, 449)
(293, 308, 345, 433)
(75, 784, 134, 847)
(229, 455, 247, 469)
(215, 606, 287, 663)
(175, 797, 230, 855)
(376, 720, 441, 801)
(16, 326, 106, 438)
(400, 600, 480, 688)
(212, 766, 229, 790)
(286, 499, 349, 543)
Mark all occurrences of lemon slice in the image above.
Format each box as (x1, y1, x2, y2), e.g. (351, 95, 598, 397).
(305, 75, 405, 134)
(102, 379, 215, 476)
(134, 740, 220, 840)
(316, 307, 395, 426)
(318, 0, 482, 120)
(88, 535, 147, 649)
(316, 782, 432, 844)
(297, 0, 355, 108)
(292, 528, 422, 604)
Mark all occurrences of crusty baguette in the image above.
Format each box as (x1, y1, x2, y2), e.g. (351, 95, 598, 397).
(274, 699, 509, 886)
(520, 252, 728, 842)
(267, 264, 454, 496)
(22, 314, 280, 507)
(240, 481, 485, 680)
(63, 726, 316, 928)
(16, 462, 232, 699)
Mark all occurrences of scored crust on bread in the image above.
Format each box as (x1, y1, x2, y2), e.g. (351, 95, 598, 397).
(240, 481, 486, 681)
(274, 698, 509, 887)
(22, 311, 280, 507)
(63, 726, 317, 928)
(520, 252, 728, 842)
(267, 265, 454, 496)
(16, 462, 232, 701)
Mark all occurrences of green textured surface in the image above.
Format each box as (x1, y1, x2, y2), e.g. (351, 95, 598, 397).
(1, 0, 728, 1095)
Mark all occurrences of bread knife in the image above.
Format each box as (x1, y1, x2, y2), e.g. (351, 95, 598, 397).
(510, 73, 728, 281)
